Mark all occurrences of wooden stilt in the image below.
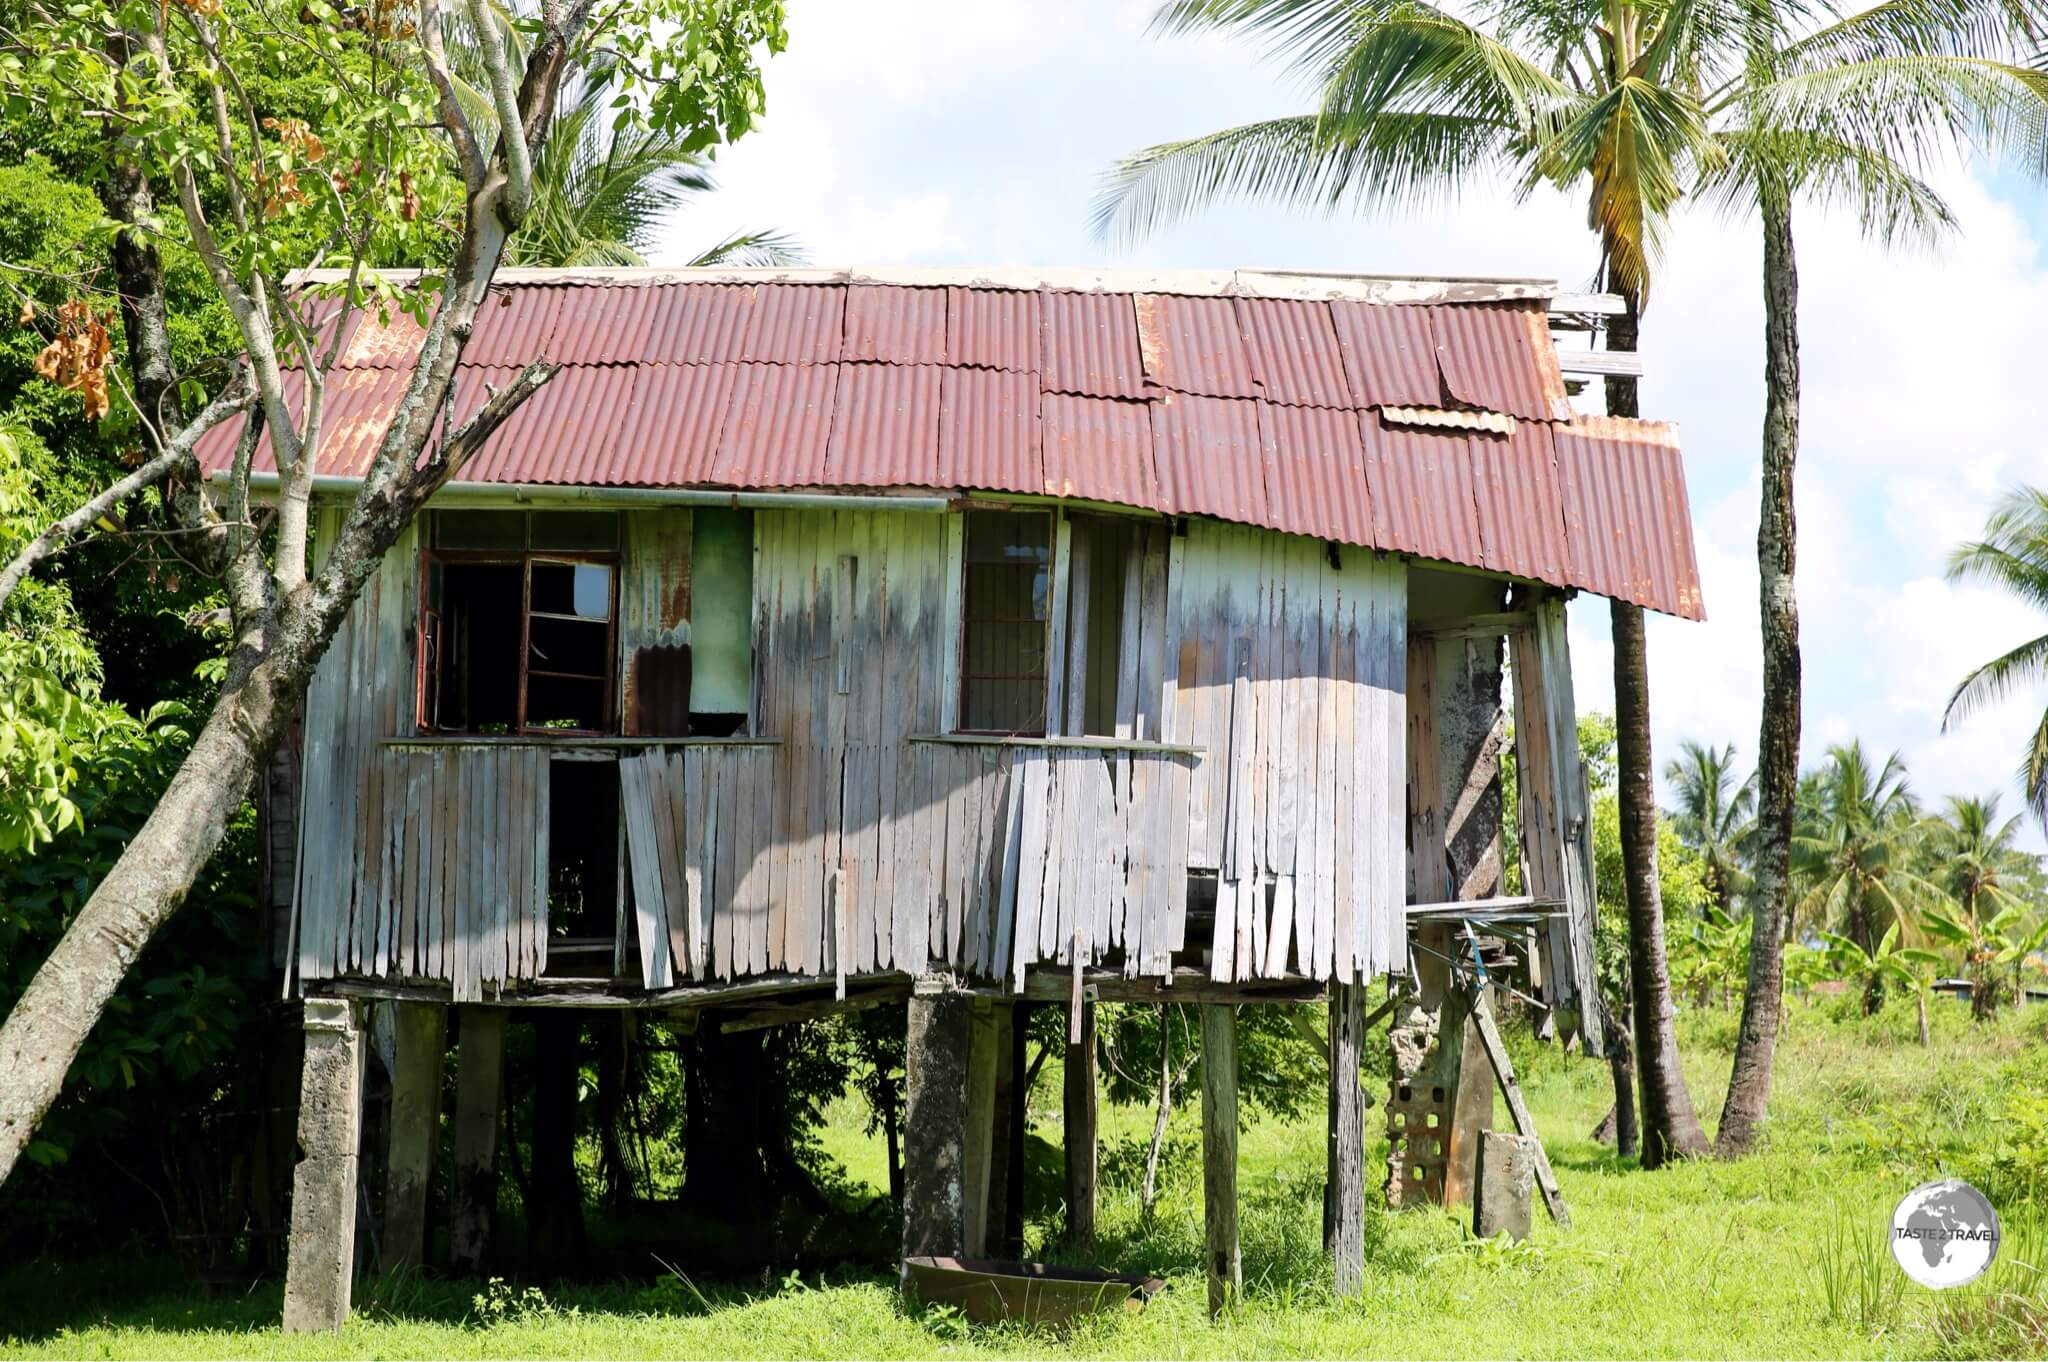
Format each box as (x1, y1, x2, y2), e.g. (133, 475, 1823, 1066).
(984, 1003, 1018, 1258)
(1201, 1003, 1240, 1317)
(962, 1000, 1000, 1256)
(1327, 981, 1367, 1296)
(382, 1001, 444, 1272)
(283, 999, 364, 1333)
(1063, 998, 1097, 1252)
(901, 985, 970, 1290)
(449, 1006, 506, 1276)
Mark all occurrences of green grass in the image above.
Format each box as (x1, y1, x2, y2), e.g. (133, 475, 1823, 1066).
(5, 996, 2046, 1360)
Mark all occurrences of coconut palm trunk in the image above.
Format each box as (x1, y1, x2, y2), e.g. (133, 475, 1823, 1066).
(1717, 183, 1801, 1157)
(1604, 288, 1712, 1167)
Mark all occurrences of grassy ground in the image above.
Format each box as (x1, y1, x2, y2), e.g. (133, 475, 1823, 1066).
(4, 995, 2045, 1360)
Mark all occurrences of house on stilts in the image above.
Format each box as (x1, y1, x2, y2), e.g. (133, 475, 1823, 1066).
(201, 265, 1703, 1330)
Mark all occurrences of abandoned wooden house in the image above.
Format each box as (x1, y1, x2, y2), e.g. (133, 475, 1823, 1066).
(199, 265, 1702, 1330)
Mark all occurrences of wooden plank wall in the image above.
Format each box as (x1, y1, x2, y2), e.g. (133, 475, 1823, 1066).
(1172, 522, 1407, 985)
(618, 510, 693, 734)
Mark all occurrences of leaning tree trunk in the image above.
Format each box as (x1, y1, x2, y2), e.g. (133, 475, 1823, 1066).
(1717, 185, 1802, 1157)
(1612, 603, 1712, 1166)
(1604, 291, 1710, 1169)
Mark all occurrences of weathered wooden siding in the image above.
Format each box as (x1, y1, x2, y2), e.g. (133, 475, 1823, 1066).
(1173, 523, 1407, 985)
(618, 509, 692, 735)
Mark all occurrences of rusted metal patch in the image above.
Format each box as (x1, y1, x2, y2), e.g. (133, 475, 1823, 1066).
(1359, 410, 1483, 569)
(1136, 293, 1256, 400)
(826, 363, 943, 487)
(1040, 291, 1146, 398)
(1259, 400, 1371, 545)
(1041, 393, 1159, 508)
(1552, 416, 1703, 620)
(1331, 301, 1440, 408)
(609, 361, 742, 486)
(740, 285, 845, 364)
(1432, 301, 1571, 422)
(708, 363, 841, 488)
(625, 643, 693, 737)
(461, 284, 569, 367)
(946, 287, 1040, 372)
(845, 285, 947, 364)
(938, 366, 1040, 494)
(1234, 296, 1350, 408)
(1379, 405, 1516, 437)
(1468, 420, 1568, 585)
(1150, 389, 1267, 524)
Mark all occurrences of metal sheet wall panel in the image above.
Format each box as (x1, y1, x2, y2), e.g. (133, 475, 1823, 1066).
(1331, 301, 1440, 407)
(609, 362, 741, 485)
(938, 366, 1039, 494)
(1040, 291, 1145, 398)
(1358, 410, 1483, 569)
(1151, 390, 1267, 524)
(845, 286, 947, 364)
(462, 285, 569, 367)
(825, 363, 943, 487)
(1042, 394, 1159, 509)
(708, 363, 841, 488)
(1259, 400, 1372, 546)
(1467, 420, 1568, 583)
(739, 285, 844, 363)
(1553, 417, 1704, 620)
(1433, 301, 1570, 421)
(1136, 293, 1256, 399)
(1234, 297, 1350, 407)
(946, 287, 1038, 372)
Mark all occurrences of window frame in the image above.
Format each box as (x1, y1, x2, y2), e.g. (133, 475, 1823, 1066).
(953, 507, 1057, 738)
(417, 514, 622, 738)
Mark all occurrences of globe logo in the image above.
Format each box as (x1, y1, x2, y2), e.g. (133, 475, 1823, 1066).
(1890, 1180, 2001, 1288)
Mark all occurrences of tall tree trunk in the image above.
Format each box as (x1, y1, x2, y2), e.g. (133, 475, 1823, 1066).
(1717, 185, 1802, 1157)
(1606, 296, 1710, 1169)
(1606, 1008, 1640, 1160)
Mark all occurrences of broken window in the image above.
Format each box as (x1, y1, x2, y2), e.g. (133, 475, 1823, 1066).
(543, 755, 620, 975)
(958, 509, 1052, 734)
(420, 510, 620, 735)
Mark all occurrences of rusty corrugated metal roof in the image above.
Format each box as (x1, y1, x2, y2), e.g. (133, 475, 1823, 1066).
(196, 269, 1703, 617)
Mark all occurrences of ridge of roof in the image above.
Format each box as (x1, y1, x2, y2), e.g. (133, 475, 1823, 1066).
(290, 264, 1559, 306)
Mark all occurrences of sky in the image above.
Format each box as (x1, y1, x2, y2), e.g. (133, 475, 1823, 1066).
(654, 0, 2048, 844)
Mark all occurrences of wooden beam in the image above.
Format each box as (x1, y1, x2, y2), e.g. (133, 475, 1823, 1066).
(1555, 349, 1644, 378)
(1546, 291, 1629, 316)
(1063, 999, 1098, 1252)
(1407, 610, 1535, 641)
(1466, 985, 1571, 1228)
(1327, 982, 1368, 1297)
(1202, 1004, 1240, 1316)
(908, 733, 1206, 757)
(717, 985, 910, 1032)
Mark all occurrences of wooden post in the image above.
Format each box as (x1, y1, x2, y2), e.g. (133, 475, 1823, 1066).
(283, 998, 364, 1333)
(962, 1000, 1000, 1256)
(901, 985, 970, 1290)
(984, 1003, 1019, 1258)
(449, 1005, 505, 1277)
(1327, 982, 1367, 1296)
(1063, 998, 1097, 1252)
(1001, 1001, 1031, 1257)
(382, 1001, 445, 1272)
(1201, 1003, 1240, 1317)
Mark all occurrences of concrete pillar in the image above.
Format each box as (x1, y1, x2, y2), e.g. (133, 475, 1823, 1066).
(1062, 998, 1097, 1252)
(962, 1000, 1001, 1257)
(1201, 1003, 1240, 1317)
(1473, 1130, 1537, 1242)
(449, 1006, 505, 1277)
(283, 998, 364, 1333)
(901, 984, 970, 1287)
(382, 1001, 445, 1272)
(1327, 982, 1368, 1296)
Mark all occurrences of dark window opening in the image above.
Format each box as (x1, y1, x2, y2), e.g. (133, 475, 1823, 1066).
(545, 757, 619, 972)
(688, 712, 749, 738)
(959, 509, 1052, 734)
(420, 512, 619, 736)
(1065, 514, 1135, 737)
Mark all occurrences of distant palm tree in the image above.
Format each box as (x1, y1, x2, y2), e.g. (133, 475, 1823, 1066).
(1792, 743, 1942, 995)
(1664, 740, 1755, 913)
(1924, 794, 2032, 928)
(1945, 488, 2048, 827)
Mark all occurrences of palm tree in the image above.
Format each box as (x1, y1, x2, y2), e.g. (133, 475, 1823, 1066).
(1945, 489, 2048, 826)
(1791, 742, 1944, 1008)
(1665, 740, 1756, 912)
(1924, 793, 2031, 924)
(1095, 0, 1727, 1170)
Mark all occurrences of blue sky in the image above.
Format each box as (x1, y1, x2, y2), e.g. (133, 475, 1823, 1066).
(656, 0, 2048, 844)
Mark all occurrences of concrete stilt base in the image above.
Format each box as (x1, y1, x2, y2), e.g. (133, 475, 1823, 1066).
(901, 983, 970, 1290)
(382, 1001, 444, 1272)
(1473, 1130, 1537, 1242)
(282, 999, 365, 1333)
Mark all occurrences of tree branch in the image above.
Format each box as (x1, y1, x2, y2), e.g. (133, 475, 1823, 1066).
(0, 374, 253, 614)
(467, 0, 534, 220)
(420, 0, 484, 190)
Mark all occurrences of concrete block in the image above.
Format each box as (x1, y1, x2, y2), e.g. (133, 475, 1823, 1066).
(1472, 1129, 1537, 1243)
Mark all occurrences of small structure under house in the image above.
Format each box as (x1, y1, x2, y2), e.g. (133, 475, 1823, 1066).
(201, 265, 1703, 1329)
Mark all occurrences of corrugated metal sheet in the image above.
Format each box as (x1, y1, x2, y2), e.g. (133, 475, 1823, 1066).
(1260, 401, 1371, 547)
(1040, 291, 1145, 398)
(708, 363, 840, 488)
(739, 285, 844, 363)
(1469, 420, 1568, 585)
(1234, 296, 1349, 407)
(196, 273, 1703, 617)
(1359, 409, 1483, 569)
(1136, 293, 1256, 399)
(946, 287, 1038, 372)
(1552, 416, 1704, 620)
(825, 363, 942, 486)
(1150, 390, 1267, 525)
(1042, 394, 1159, 509)
(609, 361, 739, 485)
(1433, 301, 1571, 422)
(844, 285, 947, 364)
(938, 366, 1039, 494)
(1331, 301, 1439, 407)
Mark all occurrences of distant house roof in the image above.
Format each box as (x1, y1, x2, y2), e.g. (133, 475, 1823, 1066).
(198, 265, 1704, 620)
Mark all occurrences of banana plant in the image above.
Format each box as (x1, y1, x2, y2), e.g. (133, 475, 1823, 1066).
(1672, 905, 1752, 1010)
(1819, 924, 1946, 1044)
(1920, 905, 2048, 1022)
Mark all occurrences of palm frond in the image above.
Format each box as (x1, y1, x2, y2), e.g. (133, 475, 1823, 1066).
(1699, 125, 1956, 245)
(1313, 11, 1580, 141)
(688, 229, 808, 267)
(1942, 632, 2048, 726)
